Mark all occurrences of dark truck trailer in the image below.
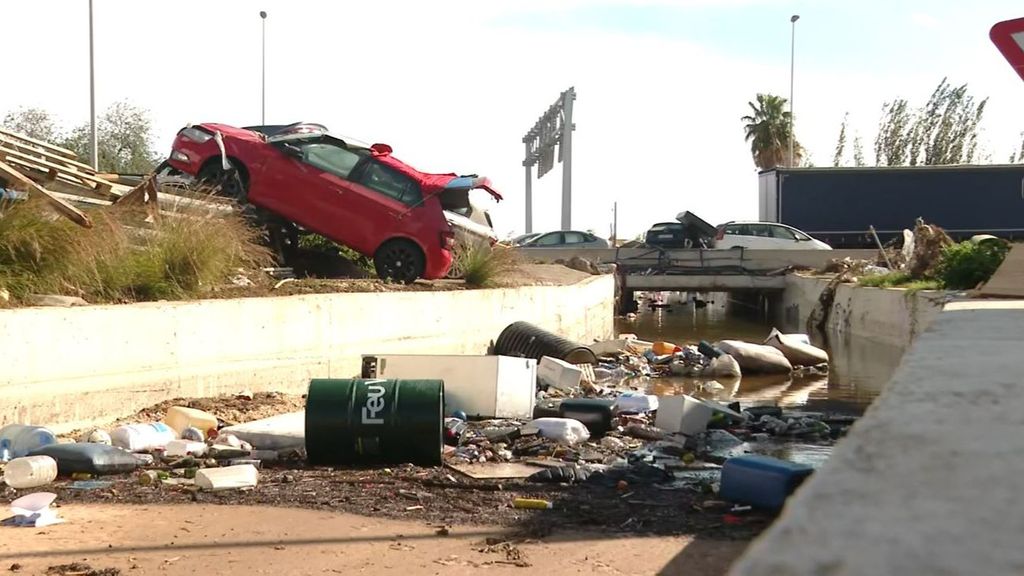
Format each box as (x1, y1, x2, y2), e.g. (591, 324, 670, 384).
(759, 165, 1024, 248)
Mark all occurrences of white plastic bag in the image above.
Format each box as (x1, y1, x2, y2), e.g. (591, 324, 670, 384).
(763, 328, 829, 367)
(526, 418, 591, 445)
(715, 340, 793, 374)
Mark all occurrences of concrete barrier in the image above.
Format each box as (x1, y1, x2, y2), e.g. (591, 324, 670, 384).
(782, 275, 948, 347)
(730, 300, 1024, 576)
(517, 247, 877, 271)
(0, 275, 614, 431)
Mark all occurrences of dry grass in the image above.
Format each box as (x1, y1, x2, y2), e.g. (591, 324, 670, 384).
(455, 240, 522, 288)
(0, 199, 273, 304)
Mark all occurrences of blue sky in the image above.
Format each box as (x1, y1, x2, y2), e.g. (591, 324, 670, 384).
(1, 0, 1022, 239)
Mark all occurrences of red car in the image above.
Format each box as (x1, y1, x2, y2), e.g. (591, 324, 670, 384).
(166, 122, 502, 282)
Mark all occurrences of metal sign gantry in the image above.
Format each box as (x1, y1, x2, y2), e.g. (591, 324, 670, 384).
(522, 87, 575, 232)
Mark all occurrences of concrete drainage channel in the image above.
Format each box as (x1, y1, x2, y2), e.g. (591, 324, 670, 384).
(0, 271, 980, 575)
(2, 317, 851, 542)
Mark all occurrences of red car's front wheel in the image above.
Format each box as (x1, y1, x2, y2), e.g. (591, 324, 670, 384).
(197, 159, 248, 203)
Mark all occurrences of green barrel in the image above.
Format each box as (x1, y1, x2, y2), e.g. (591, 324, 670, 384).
(305, 378, 444, 466)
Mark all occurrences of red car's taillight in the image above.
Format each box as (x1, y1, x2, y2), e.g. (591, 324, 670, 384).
(441, 231, 456, 250)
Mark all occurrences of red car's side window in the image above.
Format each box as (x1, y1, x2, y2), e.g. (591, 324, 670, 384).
(358, 162, 423, 206)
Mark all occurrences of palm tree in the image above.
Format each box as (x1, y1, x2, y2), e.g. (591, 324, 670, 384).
(741, 93, 803, 169)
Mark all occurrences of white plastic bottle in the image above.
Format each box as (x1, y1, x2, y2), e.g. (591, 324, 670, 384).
(163, 406, 219, 437)
(110, 423, 177, 452)
(0, 424, 57, 460)
(164, 439, 208, 457)
(3, 455, 58, 489)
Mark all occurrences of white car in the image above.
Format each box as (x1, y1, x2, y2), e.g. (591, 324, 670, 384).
(714, 221, 832, 250)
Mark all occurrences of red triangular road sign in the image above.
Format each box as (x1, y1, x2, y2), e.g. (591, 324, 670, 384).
(991, 17, 1024, 82)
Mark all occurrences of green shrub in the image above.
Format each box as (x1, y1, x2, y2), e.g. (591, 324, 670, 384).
(934, 240, 1008, 290)
(858, 271, 912, 288)
(857, 271, 941, 291)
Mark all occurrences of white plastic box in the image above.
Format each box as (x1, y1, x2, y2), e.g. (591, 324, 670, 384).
(362, 355, 536, 419)
(655, 394, 714, 436)
(537, 356, 583, 392)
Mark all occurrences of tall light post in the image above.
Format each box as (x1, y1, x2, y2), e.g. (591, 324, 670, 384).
(789, 14, 800, 167)
(260, 10, 267, 124)
(88, 0, 98, 170)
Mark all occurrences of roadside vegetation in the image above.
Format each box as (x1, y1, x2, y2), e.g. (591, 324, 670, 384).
(857, 238, 1009, 292)
(454, 240, 521, 288)
(296, 233, 376, 278)
(0, 200, 273, 305)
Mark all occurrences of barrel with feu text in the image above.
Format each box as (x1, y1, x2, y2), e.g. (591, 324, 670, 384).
(305, 379, 445, 466)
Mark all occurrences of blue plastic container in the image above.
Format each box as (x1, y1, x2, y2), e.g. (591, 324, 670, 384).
(719, 455, 814, 510)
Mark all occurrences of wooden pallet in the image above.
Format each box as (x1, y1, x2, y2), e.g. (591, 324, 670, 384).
(0, 128, 237, 227)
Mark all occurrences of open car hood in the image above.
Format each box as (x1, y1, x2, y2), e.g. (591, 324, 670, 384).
(442, 176, 503, 201)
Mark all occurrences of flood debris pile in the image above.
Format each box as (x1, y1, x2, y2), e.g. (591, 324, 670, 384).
(2, 323, 852, 537)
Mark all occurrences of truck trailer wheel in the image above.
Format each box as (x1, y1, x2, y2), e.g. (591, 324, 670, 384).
(374, 239, 425, 284)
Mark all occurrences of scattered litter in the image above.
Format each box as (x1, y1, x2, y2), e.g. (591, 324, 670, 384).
(3, 493, 64, 528)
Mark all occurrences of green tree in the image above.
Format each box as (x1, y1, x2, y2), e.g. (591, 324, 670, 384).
(741, 93, 803, 170)
(62, 101, 159, 173)
(2, 107, 61, 143)
(833, 113, 848, 167)
(1010, 132, 1024, 164)
(873, 78, 988, 166)
(874, 99, 914, 166)
(853, 135, 867, 167)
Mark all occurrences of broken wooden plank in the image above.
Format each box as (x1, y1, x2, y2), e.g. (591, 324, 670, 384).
(0, 133, 98, 176)
(446, 462, 545, 480)
(0, 159, 93, 228)
(114, 174, 161, 222)
(0, 128, 78, 160)
(0, 144, 113, 194)
(3, 160, 117, 201)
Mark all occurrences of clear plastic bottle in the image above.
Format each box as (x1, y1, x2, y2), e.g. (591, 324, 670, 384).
(110, 423, 177, 452)
(3, 455, 58, 489)
(0, 424, 57, 460)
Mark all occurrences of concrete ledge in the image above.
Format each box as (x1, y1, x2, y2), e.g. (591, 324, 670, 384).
(0, 276, 614, 431)
(517, 248, 876, 271)
(783, 275, 947, 347)
(730, 300, 1024, 576)
(624, 274, 786, 291)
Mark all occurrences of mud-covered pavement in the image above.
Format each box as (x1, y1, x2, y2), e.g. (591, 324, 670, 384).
(2, 504, 750, 576)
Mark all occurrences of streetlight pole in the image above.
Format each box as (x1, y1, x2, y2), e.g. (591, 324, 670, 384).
(88, 0, 98, 170)
(260, 10, 267, 125)
(789, 14, 800, 167)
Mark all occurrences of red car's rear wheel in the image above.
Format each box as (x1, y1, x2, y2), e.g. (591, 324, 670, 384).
(374, 240, 425, 284)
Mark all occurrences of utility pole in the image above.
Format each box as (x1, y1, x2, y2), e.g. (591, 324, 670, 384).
(88, 0, 98, 170)
(789, 14, 800, 167)
(260, 10, 268, 124)
(612, 201, 618, 244)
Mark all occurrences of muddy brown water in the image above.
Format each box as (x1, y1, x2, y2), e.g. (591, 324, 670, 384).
(616, 292, 906, 415)
(614, 292, 907, 466)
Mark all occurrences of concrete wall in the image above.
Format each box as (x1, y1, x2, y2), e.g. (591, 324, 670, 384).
(519, 247, 876, 271)
(0, 276, 614, 432)
(782, 274, 948, 347)
(730, 299, 1024, 576)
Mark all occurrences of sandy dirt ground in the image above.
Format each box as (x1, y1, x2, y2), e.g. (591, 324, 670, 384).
(1, 504, 748, 576)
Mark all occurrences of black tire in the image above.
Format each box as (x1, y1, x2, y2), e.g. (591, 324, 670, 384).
(374, 239, 425, 284)
(197, 159, 247, 203)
